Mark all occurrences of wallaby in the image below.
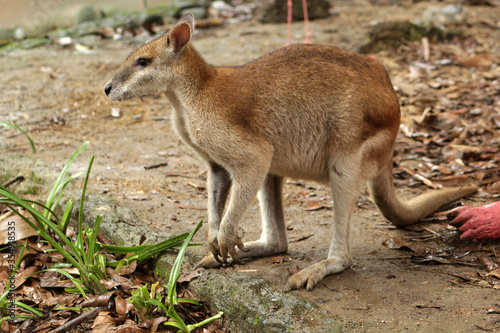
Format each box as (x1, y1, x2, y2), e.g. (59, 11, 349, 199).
(104, 14, 478, 291)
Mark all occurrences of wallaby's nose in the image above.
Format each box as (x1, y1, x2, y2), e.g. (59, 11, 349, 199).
(104, 83, 112, 96)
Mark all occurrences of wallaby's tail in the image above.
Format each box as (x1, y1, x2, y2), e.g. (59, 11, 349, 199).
(368, 164, 478, 226)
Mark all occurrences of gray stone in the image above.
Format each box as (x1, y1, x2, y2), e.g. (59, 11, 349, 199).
(0, 153, 59, 196)
(180, 7, 207, 20)
(77, 6, 105, 24)
(0, 27, 25, 46)
(422, 5, 467, 26)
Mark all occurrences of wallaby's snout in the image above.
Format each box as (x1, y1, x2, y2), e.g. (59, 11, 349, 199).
(104, 76, 121, 101)
(104, 82, 112, 97)
(103, 78, 122, 101)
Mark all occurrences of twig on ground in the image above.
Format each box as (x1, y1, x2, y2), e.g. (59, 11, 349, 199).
(2, 175, 25, 187)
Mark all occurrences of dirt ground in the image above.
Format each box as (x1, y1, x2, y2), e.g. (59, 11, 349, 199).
(1, 1, 500, 332)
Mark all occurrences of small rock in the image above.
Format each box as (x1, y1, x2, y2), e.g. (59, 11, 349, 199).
(51, 36, 73, 46)
(0, 27, 25, 45)
(111, 108, 122, 118)
(180, 7, 207, 20)
(422, 5, 467, 26)
(211, 1, 233, 13)
(77, 6, 105, 24)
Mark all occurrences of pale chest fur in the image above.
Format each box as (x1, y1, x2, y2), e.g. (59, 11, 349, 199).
(169, 97, 220, 163)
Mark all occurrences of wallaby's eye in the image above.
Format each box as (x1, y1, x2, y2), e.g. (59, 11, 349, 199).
(136, 58, 151, 68)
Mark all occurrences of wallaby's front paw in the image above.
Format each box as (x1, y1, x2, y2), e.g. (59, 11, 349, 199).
(217, 232, 247, 264)
(207, 237, 224, 264)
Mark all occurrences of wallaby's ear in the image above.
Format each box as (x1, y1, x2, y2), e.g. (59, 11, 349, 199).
(168, 13, 195, 52)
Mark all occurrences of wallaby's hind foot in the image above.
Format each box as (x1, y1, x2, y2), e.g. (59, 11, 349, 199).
(284, 256, 353, 291)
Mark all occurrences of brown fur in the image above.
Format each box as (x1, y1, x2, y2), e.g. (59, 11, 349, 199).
(105, 14, 477, 291)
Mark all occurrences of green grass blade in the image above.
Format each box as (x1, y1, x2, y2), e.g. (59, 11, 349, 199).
(98, 238, 199, 254)
(98, 243, 154, 254)
(60, 198, 75, 233)
(77, 155, 94, 257)
(106, 233, 190, 269)
(14, 301, 42, 317)
(0, 122, 36, 153)
(96, 254, 107, 280)
(49, 172, 85, 214)
(42, 268, 87, 298)
(64, 287, 90, 294)
(177, 298, 200, 306)
(44, 141, 89, 218)
(89, 265, 105, 281)
(166, 308, 190, 332)
(187, 311, 224, 332)
(50, 263, 73, 268)
(113, 254, 140, 271)
(87, 215, 102, 265)
(145, 298, 168, 313)
(133, 233, 189, 260)
(164, 320, 189, 332)
(0, 315, 36, 325)
(168, 221, 203, 305)
(161, 220, 203, 333)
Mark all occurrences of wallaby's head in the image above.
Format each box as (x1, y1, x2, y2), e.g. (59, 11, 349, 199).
(104, 14, 194, 101)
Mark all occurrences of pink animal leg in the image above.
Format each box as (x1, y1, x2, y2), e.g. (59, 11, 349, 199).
(287, 0, 293, 45)
(302, 0, 311, 43)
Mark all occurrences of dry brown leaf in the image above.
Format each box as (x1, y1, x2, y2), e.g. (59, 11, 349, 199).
(176, 204, 207, 210)
(479, 257, 500, 272)
(453, 272, 480, 282)
(178, 267, 204, 284)
(289, 234, 314, 243)
(92, 311, 114, 325)
(485, 181, 500, 194)
(81, 291, 115, 308)
(134, 272, 156, 284)
(488, 307, 500, 314)
(14, 266, 40, 289)
(456, 53, 498, 67)
(431, 174, 475, 187)
(115, 295, 128, 316)
(92, 320, 115, 332)
(486, 269, 500, 279)
(381, 237, 436, 255)
(115, 325, 147, 333)
(304, 201, 329, 211)
(139, 317, 169, 332)
(0, 211, 38, 244)
(416, 255, 453, 265)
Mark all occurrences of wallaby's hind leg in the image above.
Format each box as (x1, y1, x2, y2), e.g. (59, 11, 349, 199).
(243, 174, 288, 255)
(197, 173, 288, 268)
(284, 159, 362, 291)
